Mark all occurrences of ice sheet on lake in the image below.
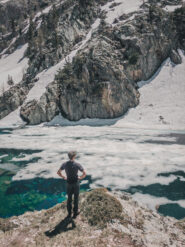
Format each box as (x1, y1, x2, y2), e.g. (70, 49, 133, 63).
(0, 124, 184, 212)
(132, 193, 185, 212)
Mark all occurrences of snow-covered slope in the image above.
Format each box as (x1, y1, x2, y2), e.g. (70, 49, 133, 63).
(101, 0, 143, 24)
(115, 51, 185, 130)
(0, 108, 25, 128)
(44, 50, 185, 131)
(0, 44, 28, 95)
(1, 50, 185, 130)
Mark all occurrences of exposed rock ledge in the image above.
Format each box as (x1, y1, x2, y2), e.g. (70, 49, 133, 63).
(0, 188, 184, 247)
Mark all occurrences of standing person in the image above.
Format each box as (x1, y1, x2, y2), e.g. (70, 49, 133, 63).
(57, 151, 86, 218)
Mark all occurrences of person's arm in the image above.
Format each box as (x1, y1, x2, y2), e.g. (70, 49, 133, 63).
(78, 170, 86, 180)
(57, 169, 67, 180)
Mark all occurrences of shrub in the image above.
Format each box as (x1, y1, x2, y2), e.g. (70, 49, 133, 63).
(81, 188, 123, 228)
(7, 75, 14, 86)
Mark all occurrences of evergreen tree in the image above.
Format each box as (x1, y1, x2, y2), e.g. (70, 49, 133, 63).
(10, 18, 16, 34)
(7, 75, 14, 86)
(27, 17, 35, 40)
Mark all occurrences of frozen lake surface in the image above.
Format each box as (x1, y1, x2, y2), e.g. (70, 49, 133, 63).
(0, 124, 185, 219)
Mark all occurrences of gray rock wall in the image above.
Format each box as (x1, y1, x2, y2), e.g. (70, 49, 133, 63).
(0, 83, 32, 120)
(20, 4, 179, 124)
(1, 1, 185, 125)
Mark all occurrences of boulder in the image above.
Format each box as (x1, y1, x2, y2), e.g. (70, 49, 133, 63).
(20, 82, 59, 124)
(0, 83, 31, 120)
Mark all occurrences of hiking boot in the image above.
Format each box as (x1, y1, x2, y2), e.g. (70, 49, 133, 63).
(72, 211, 80, 219)
(67, 213, 71, 218)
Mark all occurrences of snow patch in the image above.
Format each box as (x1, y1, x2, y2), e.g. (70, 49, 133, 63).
(0, 37, 16, 56)
(33, 5, 52, 21)
(115, 51, 185, 130)
(101, 0, 143, 24)
(0, 108, 25, 128)
(45, 113, 121, 127)
(0, 44, 28, 95)
(0, 0, 11, 3)
(163, 4, 182, 12)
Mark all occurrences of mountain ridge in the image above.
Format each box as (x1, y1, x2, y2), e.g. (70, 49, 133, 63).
(0, 0, 185, 125)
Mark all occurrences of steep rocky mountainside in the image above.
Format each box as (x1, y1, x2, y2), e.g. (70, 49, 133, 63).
(0, 0, 185, 124)
(0, 188, 185, 247)
(0, 0, 54, 54)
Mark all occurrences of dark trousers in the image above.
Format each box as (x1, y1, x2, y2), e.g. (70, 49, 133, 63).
(66, 181, 80, 215)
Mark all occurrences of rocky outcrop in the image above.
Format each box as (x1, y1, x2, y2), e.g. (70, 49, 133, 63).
(25, 0, 103, 75)
(0, 188, 184, 247)
(20, 38, 140, 123)
(20, 4, 180, 124)
(0, 83, 32, 120)
(20, 82, 59, 124)
(0, 0, 103, 121)
(56, 42, 139, 121)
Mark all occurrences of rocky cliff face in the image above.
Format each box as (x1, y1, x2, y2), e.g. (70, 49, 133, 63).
(0, 0, 185, 125)
(0, 0, 54, 55)
(0, 82, 32, 120)
(25, 0, 102, 76)
(0, 188, 184, 247)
